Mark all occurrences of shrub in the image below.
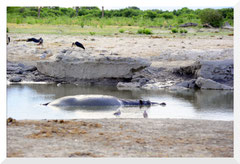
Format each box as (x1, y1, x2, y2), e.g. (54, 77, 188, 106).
(171, 28, 178, 33)
(180, 29, 188, 33)
(177, 18, 184, 24)
(119, 29, 125, 33)
(137, 28, 153, 35)
(137, 29, 143, 34)
(16, 18, 22, 24)
(199, 8, 223, 27)
(143, 28, 152, 34)
(80, 21, 84, 28)
(89, 32, 96, 35)
(159, 13, 174, 19)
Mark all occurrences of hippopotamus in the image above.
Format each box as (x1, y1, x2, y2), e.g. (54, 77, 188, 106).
(43, 95, 165, 108)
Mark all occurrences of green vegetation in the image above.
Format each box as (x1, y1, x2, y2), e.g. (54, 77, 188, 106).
(180, 29, 188, 33)
(119, 29, 125, 33)
(7, 23, 233, 36)
(137, 28, 153, 35)
(89, 31, 96, 35)
(7, 6, 233, 28)
(199, 8, 224, 27)
(171, 28, 178, 33)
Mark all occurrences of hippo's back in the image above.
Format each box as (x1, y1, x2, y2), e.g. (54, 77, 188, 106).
(48, 95, 122, 107)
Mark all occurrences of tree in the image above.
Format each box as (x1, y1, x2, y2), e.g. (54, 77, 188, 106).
(144, 10, 157, 19)
(76, 7, 79, 16)
(102, 6, 104, 18)
(38, 7, 42, 18)
(199, 8, 223, 27)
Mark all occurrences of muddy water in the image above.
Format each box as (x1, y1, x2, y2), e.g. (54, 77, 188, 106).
(7, 84, 233, 121)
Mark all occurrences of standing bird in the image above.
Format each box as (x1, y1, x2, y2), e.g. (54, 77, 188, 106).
(27, 37, 43, 46)
(113, 109, 121, 117)
(72, 41, 85, 50)
(143, 110, 148, 118)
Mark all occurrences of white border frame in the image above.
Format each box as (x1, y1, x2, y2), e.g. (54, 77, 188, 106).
(1, 0, 239, 163)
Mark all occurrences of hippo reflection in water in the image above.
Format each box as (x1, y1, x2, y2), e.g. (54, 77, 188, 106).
(43, 95, 166, 107)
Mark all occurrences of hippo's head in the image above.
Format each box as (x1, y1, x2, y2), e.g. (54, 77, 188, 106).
(139, 100, 151, 106)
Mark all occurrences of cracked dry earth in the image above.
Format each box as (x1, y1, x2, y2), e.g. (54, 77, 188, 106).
(7, 119, 233, 157)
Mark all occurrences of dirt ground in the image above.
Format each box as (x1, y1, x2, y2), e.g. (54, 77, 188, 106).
(7, 33, 233, 67)
(7, 118, 233, 157)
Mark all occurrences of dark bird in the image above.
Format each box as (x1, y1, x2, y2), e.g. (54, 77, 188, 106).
(72, 41, 85, 50)
(27, 37, 43, 45)
(7, 35, 10, 45)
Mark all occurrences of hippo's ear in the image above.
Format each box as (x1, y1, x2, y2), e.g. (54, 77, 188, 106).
(139, 100, 143, 105)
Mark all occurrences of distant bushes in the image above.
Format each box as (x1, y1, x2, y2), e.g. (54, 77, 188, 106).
(7, 7, 233, 27)
(199, 8, 224, 27)
(137, 28, 153, 34)
(171, 28, 187, 34)
(89, 32, 96, 35)
(171, 28, 178, 33)
(159, 13, 174, 19)
(180, 29, 188, 33)
(119, 29, 125, 33)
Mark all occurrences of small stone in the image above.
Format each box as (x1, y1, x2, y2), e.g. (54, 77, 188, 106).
(18, 63, 25, 68)
(10, 76, 22, 82)
(7, 117, 16, 124)
(15, 69, 23, 74)
(23, 66, 37, 72)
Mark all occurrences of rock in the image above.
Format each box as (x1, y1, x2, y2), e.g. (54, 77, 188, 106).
(7, 117, 16, 124)
(9, 76, 22, 82)
(202, 23, 213, 28)
(222, 22, 233, 30)
(117, 82, 140, 90)
(175, 79, 197, 89)
(18, 63, 25, 68)
(196, 59, 233, 86)
(168, 85, 189, 91)
(23, 65, 37, 72)
(7, 66, 20, 72)
(179, 22, 198, 27)
(195, 77, 233, 90)
(15, 69, 23, 74)
(37, 52, 151, 80)
(131, 78, 149, 85)
(174, 59, 233, 87)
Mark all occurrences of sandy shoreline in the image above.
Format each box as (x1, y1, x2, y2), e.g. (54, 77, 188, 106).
(7, 118, 233, 157)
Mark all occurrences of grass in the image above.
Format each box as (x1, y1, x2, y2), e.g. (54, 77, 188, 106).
(8, 14, 203, 27)
(7, 23, 233, 37)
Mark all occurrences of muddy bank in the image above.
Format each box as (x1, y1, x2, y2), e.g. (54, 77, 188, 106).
(7, 118, 233, 157)
(7, 34, 233, 89)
